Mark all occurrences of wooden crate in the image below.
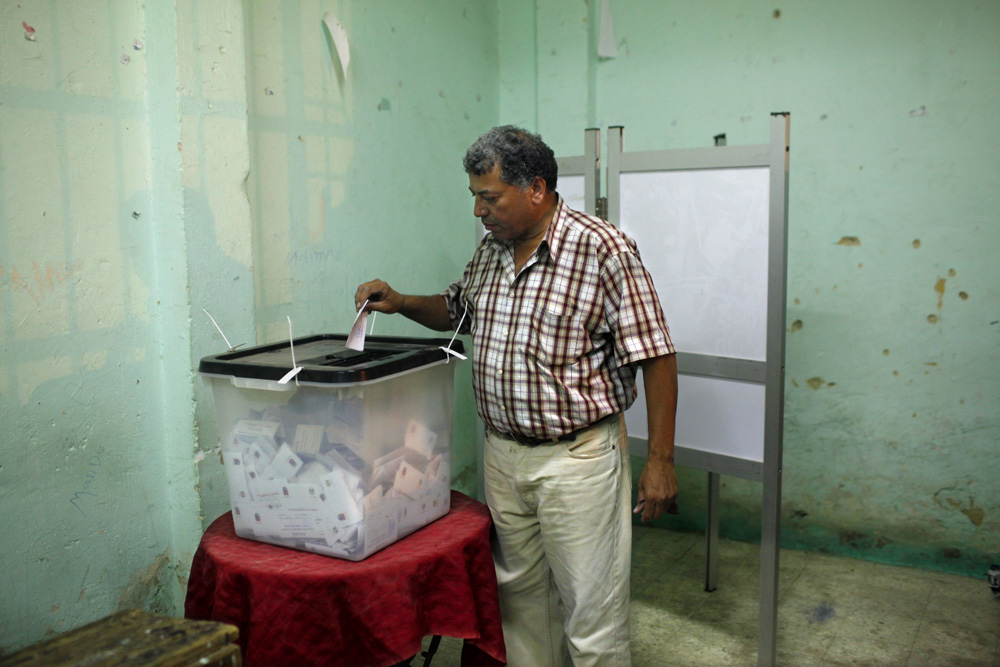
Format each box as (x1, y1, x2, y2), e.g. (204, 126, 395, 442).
(0, 609, 241, 667)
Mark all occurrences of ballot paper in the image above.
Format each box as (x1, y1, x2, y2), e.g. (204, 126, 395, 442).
(233, 419, 283, 440)
(295, 461, 330, 485)
(265, 443, 304, 480)
(231, 503, 256, 533)
(347, 301, 369, 351)
(393, 460, 426, 498)
(275, 514, 326, 540)
(401, 477, 451, 533)
(222, 451, 255, 502)
(292, 424, 325, 456)
(326, 442, 365, 476)
(243, 440, 277, 471)
(248, 473, 285, 503)
(304, 540, 352, 559)
(274, 484, 327, 539)
(325, 417, 361, 453)
(365, 501, 400, 555)
(250, 501, 286, 538)
(369, 454, 405, 490)
(319, 470, 363, 526)
(404, 420, 438, 460)
(315, 448, 362, 484)
(362, 485, 384, 513)
(425, 454, 443, 481)
(323, 519, 361, 551)
(233, 419, 283, 453)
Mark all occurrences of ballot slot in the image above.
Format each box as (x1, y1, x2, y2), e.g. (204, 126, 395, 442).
(200, 334, 464, 560)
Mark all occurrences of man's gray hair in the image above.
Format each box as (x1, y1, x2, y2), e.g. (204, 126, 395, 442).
(463, 125, 558, 192)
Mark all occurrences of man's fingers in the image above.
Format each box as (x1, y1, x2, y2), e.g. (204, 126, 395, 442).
(642, 497, 665, 522)
(635, 494, 679, 521)
(355, 280, 387, 310)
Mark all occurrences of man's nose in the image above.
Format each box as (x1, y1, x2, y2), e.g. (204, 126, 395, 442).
(474, 200, 488, 218)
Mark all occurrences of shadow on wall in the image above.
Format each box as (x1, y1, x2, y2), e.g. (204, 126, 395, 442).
(184, 186, 256, 526)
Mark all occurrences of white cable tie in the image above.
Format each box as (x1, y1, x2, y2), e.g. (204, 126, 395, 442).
(203, 309, 235, 351)
(441, 347, 467, 361)
(439, 302, 469, 362)
(280, 315, 302, 386)
(279, 367, 303, 385)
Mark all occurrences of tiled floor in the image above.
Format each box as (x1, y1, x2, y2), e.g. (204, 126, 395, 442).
(418, 526, 1000, 666)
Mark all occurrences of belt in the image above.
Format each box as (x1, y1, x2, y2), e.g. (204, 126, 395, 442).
(489, 414, 616, 447)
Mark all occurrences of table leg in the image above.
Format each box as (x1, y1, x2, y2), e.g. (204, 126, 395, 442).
(705, 471, 720, 593)
(420, 635, 442, 665)
(389, 635, 442, 667)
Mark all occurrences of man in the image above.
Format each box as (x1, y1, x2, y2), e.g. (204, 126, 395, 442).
(355, 126, 677, 666)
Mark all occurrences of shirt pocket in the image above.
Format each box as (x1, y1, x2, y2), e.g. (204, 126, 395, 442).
(526, 303, 587, 367)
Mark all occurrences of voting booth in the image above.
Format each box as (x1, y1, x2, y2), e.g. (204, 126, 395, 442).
(199, 334, 463, 561)
(556, 115, 790, 667)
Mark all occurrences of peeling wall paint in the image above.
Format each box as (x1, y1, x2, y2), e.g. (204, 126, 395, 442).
(117, 551, 176, 616)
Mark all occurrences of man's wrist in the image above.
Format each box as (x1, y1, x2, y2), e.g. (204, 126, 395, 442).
(647, 446, 675, 465)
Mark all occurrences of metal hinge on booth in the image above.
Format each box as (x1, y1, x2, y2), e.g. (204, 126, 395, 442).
(596, 197, 608, 220)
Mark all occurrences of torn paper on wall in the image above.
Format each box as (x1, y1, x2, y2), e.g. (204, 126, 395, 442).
(323, 13, 350, 77)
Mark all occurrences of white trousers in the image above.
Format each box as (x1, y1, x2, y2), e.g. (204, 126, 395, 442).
(484, 416, 632, 667)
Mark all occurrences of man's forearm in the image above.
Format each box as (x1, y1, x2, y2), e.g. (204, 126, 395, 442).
(641, 353, 678, 461)
(398, 294, 453, 331)
(635, 353, 679, 520)
(355, 280, 454, 332)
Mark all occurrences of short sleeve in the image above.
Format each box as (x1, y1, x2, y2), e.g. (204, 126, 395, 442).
(440, 279, 474, 334)
(602, 249, 674, 366)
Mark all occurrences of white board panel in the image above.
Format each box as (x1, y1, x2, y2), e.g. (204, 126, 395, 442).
(620, 168, 769, 361)
(559, 175, 586, 212)
(625, 372, 765, 463)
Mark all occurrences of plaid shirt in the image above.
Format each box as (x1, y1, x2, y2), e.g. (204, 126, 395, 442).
(443, 197, 674, 439)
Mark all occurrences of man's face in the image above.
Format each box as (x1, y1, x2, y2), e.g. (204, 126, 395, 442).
(468, 165, 543, 243)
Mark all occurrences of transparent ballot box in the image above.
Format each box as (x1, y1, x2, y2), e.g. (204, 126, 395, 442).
(199, 334, 463, 560)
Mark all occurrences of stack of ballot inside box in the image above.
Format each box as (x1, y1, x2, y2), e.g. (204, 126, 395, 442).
(199, 334, 463, 560)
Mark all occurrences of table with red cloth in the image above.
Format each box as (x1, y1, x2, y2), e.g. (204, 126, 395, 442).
(185, 490, 506, 667)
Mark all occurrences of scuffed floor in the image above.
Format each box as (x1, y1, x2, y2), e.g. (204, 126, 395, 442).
(418, 526, 1000, 666)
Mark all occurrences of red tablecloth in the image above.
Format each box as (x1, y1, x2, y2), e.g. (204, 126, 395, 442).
(185, 490, 505, 667)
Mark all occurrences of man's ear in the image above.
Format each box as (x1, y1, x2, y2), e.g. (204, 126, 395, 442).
(529, 176, 547, 204)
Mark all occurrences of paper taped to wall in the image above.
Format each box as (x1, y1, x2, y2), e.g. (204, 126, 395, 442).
(323, 13, 350, 76)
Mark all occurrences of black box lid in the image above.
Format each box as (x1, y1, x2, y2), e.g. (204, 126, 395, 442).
(198, 334, 464, 385)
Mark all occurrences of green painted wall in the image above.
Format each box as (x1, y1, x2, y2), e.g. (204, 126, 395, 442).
(2, 0, 995, 656)
(1, 0, 496, 654)
(496, 0, 999, 577)
(0, 0, 198, 651)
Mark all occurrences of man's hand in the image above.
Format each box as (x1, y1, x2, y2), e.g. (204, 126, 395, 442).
(635, 456, 678, 522)
(355, 279, 404, 314)
(354, 280, 452, 331)
(634, 353, 679, 522)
